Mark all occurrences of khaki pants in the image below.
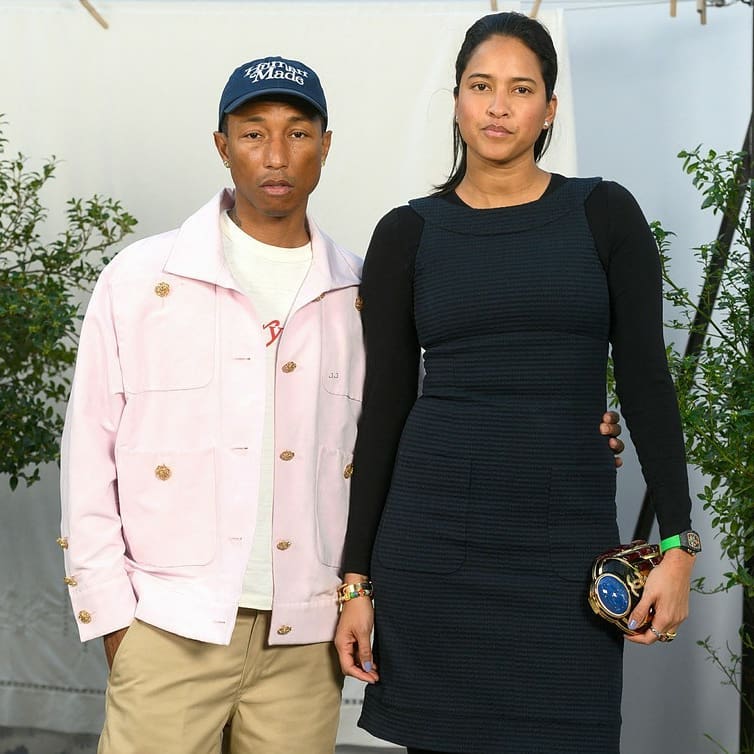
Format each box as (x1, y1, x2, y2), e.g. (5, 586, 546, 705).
(98, 609, 343, 754)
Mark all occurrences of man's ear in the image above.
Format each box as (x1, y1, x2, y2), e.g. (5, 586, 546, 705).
(321, 130, 333, 163)
(213, 130, 229, 163)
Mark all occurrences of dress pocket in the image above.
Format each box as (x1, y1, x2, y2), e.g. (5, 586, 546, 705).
(314, 446, 352, 568)
(375, 451, 469, 574)
(116, 447, 217, 567)
(547, 463, 618, 584)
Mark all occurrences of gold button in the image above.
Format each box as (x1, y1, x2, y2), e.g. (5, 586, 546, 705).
(276, 540, 292, 551)
(155, 464, 172, 481)
(63, 576, 78, 587)
(155, 282, 170, 297)
(281, 361, 297, 373)
(276, 625, 292, 635)
(78, 610, 92, 624)
(343, 463, 354, 479)
(315, 293, 326, 302)
(56, 537, 69, 549)
(354, 295, 364, 311)
(279, 450, 295, 461)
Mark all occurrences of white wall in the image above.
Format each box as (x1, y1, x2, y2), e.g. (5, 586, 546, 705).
(0, 1, 750, 751)
(567, 5, 749, 753)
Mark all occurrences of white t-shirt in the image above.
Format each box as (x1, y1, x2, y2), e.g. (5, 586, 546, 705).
(220, 210, 312, 609)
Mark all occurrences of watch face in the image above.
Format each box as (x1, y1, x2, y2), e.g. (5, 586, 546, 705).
(595, 573, 631, 618)
(683, 531, 702, 552)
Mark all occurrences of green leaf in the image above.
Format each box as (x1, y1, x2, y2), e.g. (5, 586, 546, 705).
(0, 119, 136, 491)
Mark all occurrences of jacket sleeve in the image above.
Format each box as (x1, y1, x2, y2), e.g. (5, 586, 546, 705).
(59, 266, 136, 641)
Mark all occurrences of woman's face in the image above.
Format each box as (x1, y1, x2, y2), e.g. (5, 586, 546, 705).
(455, 34, 556, 172)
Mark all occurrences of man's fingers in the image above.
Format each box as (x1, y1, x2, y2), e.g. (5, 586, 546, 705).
(600, 421, 623, 438)
(608, 437, 625, 453)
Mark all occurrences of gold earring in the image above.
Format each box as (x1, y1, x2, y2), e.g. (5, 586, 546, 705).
(223, 159, 230, 168)
(321, 159, 326, 167)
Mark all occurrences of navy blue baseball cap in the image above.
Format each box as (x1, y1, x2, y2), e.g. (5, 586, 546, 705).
(218, 56, 328, 131)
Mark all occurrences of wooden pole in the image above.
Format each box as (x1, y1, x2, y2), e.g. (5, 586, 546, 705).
(670, 0, 677, 18)
(531, 0, 543, 19)
(79, 0, 109, 30)
(697, 0, 707, 25)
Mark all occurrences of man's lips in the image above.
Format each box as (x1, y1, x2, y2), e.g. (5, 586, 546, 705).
(260, 180, 294, 195)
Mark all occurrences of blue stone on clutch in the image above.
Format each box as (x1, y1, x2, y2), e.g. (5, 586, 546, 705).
(596, 573, 630, 617)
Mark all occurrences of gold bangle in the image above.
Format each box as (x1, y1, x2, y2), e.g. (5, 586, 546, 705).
(337, 580, 374, 604)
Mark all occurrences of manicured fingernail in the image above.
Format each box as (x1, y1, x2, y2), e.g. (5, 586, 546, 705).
(363, 661, 372, 672)
(628, 619, 637, 630)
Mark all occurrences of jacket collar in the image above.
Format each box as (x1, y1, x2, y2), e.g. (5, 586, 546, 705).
(163, 188, 361, 297)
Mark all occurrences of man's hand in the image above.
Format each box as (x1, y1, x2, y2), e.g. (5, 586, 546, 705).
(103, 627, 129, 671)
(600, 410, 625, 468)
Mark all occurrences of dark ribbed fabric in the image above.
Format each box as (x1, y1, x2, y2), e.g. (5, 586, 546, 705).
(344, 176, 692, 579)
(358, 179, 624, 753)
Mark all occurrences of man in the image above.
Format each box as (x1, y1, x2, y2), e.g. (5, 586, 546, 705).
(59, 56, 624, 753)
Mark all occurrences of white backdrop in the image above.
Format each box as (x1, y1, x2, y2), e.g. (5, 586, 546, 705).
(0, 0, 750, 752)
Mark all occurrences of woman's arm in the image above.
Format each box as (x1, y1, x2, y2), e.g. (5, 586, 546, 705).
(341, 206, 423, 575)
(336, 206, 422, 678)
(588, 181, 695, 643)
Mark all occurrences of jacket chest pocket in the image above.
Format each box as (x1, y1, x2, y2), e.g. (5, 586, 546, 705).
(320, 292, 364, 402)
(113, 277, 216, 393)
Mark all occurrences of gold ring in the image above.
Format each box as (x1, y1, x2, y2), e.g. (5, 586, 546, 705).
(648, 624, 672, 642)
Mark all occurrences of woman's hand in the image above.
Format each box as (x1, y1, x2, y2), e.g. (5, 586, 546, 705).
(624, 548, 695, 645)
(334, 574, 379, 683)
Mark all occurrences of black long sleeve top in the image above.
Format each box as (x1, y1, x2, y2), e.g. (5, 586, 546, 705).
(342, 174, 692, 576)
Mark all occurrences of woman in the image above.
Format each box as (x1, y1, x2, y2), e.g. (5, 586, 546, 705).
(335, 12, 696, 754)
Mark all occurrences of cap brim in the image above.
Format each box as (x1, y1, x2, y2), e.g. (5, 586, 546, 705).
(221, 89, 327, 129)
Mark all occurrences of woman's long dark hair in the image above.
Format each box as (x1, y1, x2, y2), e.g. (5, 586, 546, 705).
(433, 12, 558, 196)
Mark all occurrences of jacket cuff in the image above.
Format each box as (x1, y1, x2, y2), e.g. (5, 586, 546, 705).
(68, 570, 137, 642)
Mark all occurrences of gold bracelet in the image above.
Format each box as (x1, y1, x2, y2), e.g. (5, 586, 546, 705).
(337, 580, 374, 604)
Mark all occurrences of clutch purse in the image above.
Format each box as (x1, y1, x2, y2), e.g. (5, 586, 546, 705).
(588, 540, 663, 635)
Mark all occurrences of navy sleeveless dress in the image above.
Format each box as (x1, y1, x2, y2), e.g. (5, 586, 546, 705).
(359, 179, 624, 753)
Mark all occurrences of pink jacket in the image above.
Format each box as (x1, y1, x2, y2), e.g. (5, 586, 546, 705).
(60, 189, 364, 646)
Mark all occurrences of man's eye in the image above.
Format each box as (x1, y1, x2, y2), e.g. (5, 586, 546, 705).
(291, 131, 308, 139)
(471, 82, 489, 91)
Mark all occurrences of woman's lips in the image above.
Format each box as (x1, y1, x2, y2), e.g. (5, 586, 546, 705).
(483, 125, 513, 137)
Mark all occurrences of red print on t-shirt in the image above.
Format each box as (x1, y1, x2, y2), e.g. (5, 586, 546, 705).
(263, 320, 284, 347)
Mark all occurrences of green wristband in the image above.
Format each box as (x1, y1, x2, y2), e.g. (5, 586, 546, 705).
(660, 534, 682, 553)
(661, 530, 702, 555)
